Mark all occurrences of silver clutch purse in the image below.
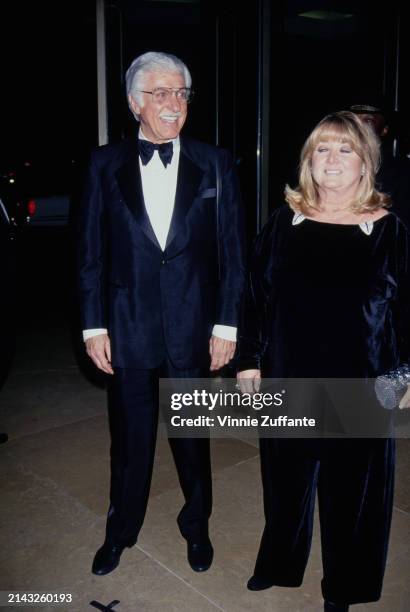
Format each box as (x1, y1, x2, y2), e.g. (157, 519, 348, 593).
(374, 364, 410, 410)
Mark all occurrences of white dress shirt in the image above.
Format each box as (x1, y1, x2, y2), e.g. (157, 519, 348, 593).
(139, 130, 179, 250)
(83, 130, 236, 343)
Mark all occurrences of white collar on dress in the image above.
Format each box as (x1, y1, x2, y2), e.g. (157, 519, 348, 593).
(291, 212, 374, 235)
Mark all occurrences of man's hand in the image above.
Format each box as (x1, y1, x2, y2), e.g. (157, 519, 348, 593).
(237, 369, 261, 394)
(85, 333, 114, 374)
(399, 384, 410, 409)
(209, 335, 236, 371)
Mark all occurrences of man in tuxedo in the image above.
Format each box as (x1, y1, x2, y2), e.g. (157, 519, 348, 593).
(78, 51, 245, 576)
(350, 102, 410, 228)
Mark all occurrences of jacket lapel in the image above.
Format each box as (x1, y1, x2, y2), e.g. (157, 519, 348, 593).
(115, 147, 161, 250)
(165, 149, 203, 250)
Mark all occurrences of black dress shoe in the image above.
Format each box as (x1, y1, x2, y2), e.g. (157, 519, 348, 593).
(324, 601, 349, 612)
(247, 575, 275, 591)
(92, 543, 126, 576)
(0, 433, 8, 444)
(187, 538, 213, 572)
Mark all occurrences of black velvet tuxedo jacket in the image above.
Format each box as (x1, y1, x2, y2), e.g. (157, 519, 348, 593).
(78, 135, 246, 369)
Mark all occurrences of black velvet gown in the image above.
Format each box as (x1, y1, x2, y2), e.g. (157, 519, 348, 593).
(237, 206, 408, 604)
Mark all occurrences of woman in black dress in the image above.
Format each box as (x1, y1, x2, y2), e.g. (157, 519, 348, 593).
(237, 111, 410, 611)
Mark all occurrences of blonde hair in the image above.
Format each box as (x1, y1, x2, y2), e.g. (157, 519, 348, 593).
(285, 111, 391, 214)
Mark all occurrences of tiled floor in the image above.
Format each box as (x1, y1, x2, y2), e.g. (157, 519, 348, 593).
(0, 326, 409, 611)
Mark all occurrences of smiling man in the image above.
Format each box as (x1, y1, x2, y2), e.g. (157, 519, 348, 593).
(77, 51, 245, 576)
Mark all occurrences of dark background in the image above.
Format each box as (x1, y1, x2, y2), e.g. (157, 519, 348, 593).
(0, 0, 408, 340)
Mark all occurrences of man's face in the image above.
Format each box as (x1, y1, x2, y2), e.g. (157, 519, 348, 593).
(356, 113, 387, 139)
(129, 71, 188, 143)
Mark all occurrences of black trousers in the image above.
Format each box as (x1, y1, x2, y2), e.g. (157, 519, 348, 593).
(104, 358, 212, 547)
(253, 438, 395, 605)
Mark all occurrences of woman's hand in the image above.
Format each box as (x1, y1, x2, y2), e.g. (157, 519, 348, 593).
(237, 369, 261, 394)
(399, 384, 410, 409)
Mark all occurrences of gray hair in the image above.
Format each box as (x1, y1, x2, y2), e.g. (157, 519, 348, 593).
(125, 51, 192, 120)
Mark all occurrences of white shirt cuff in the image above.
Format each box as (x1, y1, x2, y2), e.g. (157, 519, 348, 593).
(83, 325, 236, 342)
(212, 324, 237, 341)
(83, 328, 108, 342)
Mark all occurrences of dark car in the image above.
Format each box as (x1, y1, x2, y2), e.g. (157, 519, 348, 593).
(0, 167, 29, 231)
(21, 158, 73, 227)
(0, 154, 79, 332)
(0, 156, 74, 229)
(0, 181, 17, 388)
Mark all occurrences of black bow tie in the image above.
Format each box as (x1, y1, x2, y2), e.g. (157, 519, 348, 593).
(138, 139, 173, 168)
